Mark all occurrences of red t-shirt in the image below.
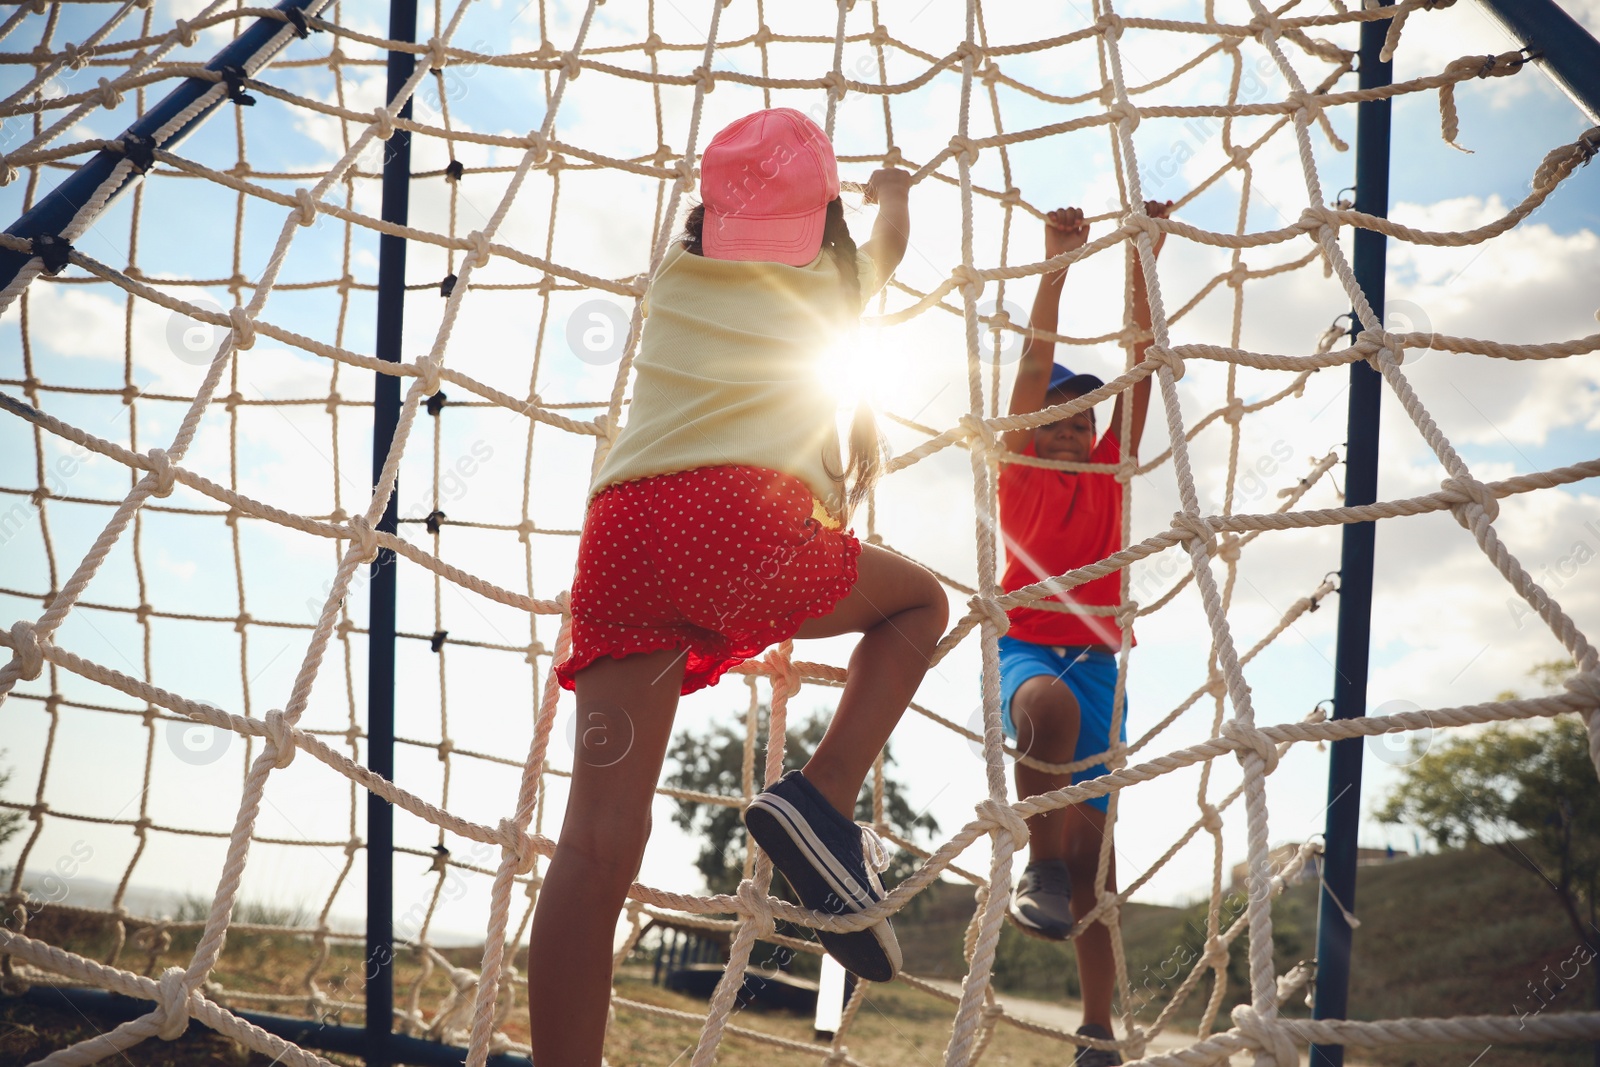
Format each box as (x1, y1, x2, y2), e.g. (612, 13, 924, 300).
(998, 432, 1131, 648)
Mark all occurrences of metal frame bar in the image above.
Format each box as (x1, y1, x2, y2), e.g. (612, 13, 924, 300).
(1476, 0, 1600, 123)
(1311, 4, 1392, 1064)
(0, 0, 326, 288)
(366, 0, 418, 1061)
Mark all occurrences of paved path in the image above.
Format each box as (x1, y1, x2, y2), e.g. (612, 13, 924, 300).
(919, 979, 1376, 1065)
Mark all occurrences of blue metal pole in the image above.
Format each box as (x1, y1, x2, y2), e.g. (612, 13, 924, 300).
(0, 0, 325, 288)
(1475, 0, 1600, 123)
(1311, 6, 1391, 1065)
(367, 0, 416, 1061)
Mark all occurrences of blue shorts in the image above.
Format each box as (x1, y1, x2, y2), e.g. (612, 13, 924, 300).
(997, 636, 1127, 813)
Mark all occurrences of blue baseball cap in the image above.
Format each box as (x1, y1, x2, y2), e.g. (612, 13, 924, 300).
(1049, 363, 1105, 397)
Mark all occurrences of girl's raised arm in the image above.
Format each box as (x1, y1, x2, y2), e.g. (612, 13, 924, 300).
(861, 167, 911, 289)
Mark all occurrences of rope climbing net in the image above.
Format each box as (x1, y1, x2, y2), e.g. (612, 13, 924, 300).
(1, 0, 1599, 1065)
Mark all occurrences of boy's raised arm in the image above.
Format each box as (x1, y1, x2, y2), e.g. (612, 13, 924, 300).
(861, 168, 911, 287)
(1108, 199, 1173, 459)
(1004, 207, 1089, 453)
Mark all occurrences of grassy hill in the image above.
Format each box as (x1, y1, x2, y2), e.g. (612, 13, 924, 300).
(902, 844, 1596, 1067)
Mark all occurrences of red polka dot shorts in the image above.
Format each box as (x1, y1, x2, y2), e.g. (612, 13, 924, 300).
(555, 465, 861, 695)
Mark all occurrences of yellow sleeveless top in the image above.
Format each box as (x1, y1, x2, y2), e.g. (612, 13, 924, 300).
(591, 242, 879, 523)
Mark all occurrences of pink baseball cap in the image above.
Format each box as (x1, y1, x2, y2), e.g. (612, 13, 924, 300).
(699, 108, 840, 266)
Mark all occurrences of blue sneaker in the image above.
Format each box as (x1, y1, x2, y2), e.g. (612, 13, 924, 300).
(743, 770, 901, 982)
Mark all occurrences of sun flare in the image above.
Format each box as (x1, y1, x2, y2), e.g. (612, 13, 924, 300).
(817, 329, 898, 412)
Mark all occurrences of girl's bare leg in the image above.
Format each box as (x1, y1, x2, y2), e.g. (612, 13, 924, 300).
(793, 543, 949, 815)
(528, 648, 686, 1067)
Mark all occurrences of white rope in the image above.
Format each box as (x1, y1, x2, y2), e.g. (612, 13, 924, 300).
(1, 2, 1598, 1066)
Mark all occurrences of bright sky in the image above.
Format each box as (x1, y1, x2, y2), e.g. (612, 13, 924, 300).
(2, 0, 1598, 954)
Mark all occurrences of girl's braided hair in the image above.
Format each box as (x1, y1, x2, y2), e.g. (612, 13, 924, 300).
(681, 198, 881, 514)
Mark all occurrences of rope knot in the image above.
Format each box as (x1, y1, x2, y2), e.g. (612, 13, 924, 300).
(1120, 210, 1163, 241)
(763, 645, 802, 700)
(947, 134, 980, 166)
(1106, 99, 1140, 131)
(644, 31, 666, 54)
(96, 77, 124, 111)
(154, 966, 191, 1040)
(228, 306, 256, 350)
(1099, 12, 1126, 39)
(1202, 934, 1230, 968)
(692, 65, 716, 93)
(498, 818, 539, 874)
(1198, 801, 1223, 834)
(1115, 600, 1139, 630)
(347, 516, 381, 564)
(7, 620, 44, 681)
(173, 18, 197, 46)
(736, 877, 777, 938)
(1353, 328, 1397, 368)
(1440, 475, 1499, 527)
(464, 229, 491, 269)
(559, 50, 582, 81)
(1171, 510, 1213, 551)
(293, 187, 318, 227)
(975, 798, 1029, 852)
(144, 448, 177, 498)
(967, 594, 1010, 637)
(1230, 1004, 1299, 1067)
(373, 106, 396, 140)
(1563, 670, 1600, 708)
(425, 35, 449, 71)
(1284, 89, 1324, 125)
(1297, 204, 1342, 234)
(413, 354, 444, 396)
(1226, 263, 1250, 289)
(881, 145, 904, 168)
(958, 412, 999, 454)
(1222, 398, 1245, 425)
(524, 130, 550, 164)
(955, 40, 984, 65)
(820, 70, 848, 100)
(1217, 533, 1242, 563)
(1221, 719, 1280, 776)
(263, 708, 296, 769)
(949, 262, 984, 298)
(672, 157, 696, 190)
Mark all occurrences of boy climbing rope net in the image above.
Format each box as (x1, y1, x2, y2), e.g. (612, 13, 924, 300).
(999, 200, 1170, 1067)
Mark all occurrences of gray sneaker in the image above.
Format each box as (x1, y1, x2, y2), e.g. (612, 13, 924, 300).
(1074, 1023, 1122, 1066)
(1007, 859, 1075, 940)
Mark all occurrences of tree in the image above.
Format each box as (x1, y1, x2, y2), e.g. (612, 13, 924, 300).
(664, 704, 938, 903)
(0, 753, 23, 851)
(1376, 661, 1599, 1042)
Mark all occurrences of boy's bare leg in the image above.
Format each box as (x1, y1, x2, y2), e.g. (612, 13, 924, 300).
(1065, 803, 1118, 1031)
(1010, 675, 1082, 863)
(793, 543, 948, 816)
(528, 648, 686, 1067)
